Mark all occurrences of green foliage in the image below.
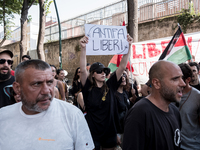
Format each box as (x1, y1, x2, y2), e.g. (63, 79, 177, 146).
(0, 0, 22, 40)
(27, 15, 32, 23)
(177, 2, 200, 33)
(44, 0, 53, 15)
(75, 43, 80, 52)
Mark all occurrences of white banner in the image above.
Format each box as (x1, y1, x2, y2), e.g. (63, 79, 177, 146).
(84, 24, 129, 55)
(131, 31, 200, 84)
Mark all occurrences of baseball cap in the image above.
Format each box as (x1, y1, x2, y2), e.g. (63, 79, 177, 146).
(89, 62, 110, 75)
(0, 49, 13, 58)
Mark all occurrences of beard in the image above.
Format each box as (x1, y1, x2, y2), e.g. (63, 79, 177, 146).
(159, 81, 177, 103)
(21, 92, 53, 113)
(0, 67, 11, 80)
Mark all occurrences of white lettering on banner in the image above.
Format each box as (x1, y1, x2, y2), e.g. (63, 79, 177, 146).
(85, 24, 129, 55)
(130, 31, 200, 84)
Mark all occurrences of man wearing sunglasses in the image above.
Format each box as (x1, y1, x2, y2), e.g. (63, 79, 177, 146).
(0, 49, 15, 108)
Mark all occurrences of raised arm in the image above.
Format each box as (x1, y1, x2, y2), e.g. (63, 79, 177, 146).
(116, 34, 133, 81)
(79, 36, 89, 86)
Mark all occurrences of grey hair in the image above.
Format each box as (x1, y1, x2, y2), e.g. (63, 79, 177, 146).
(15, 59, 51, 83)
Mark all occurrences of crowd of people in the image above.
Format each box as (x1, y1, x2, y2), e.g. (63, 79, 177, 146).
(0, 33, 200, 150)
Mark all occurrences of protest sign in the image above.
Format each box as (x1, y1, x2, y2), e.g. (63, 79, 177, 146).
(84, 24, 129, 55)
(130, 31, 200, 84)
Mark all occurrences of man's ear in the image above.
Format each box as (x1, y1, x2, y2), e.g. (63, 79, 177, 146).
(151, 78, 161, 90)
(12, 82, 21, 96)
(185, 77, 191, 84)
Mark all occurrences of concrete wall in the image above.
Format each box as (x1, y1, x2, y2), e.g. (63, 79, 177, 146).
(2, 16, 200, 84)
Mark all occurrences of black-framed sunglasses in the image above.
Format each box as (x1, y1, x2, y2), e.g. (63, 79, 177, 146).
(0, 59, 13, 65)
(122, 73, 127, 78)
(95, 69, 109, 75)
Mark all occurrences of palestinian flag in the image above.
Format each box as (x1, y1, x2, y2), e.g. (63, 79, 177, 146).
(159, 26, 192, 64)
(108, 55, 134, 73)
(108, 20, 133, 72)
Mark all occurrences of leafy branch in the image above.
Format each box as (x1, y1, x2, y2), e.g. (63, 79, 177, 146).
(177, 2, 200, 33)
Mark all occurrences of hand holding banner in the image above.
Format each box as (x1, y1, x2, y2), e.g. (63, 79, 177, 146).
(84, 24, 129, 55)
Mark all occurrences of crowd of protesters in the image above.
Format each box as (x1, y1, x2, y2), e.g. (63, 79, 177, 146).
(0, 32, 200, 150)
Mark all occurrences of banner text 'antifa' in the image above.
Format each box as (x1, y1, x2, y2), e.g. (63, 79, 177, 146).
(91, 27, 126, 51)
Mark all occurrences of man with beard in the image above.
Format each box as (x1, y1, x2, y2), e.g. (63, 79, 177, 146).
(123, 60, 185, 150)
(0, 59, 94, 150)
(0, 49, 15, 108)
(178, 63, 200, 150)
(188, 62, 200, 91)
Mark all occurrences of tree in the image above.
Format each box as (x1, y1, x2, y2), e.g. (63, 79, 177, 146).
(0, 0, 22, 47)
(37, 0, 52, 61)
(127, 0, 138, 42)
(20, 0, 37, 61)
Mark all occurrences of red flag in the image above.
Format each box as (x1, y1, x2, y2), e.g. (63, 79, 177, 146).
(115, 54, 134, 72)
(117, 20, 126, 67)
(117, 54, 122, 67)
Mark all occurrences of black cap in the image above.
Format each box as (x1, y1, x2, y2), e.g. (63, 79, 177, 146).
(0, 49, 13, 58)
(89, 62, 110, 75)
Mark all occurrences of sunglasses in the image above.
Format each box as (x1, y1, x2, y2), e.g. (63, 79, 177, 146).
(95, 69, 109, 75)
(0, 59, 13, 65)
(122, 73, 127, 78)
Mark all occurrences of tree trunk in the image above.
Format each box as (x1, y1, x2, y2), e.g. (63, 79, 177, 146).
(37, 0, 46, 61)
(0, 0, 6, 47)
(20, 0, 29, 61)
(127, 0, 138, 42)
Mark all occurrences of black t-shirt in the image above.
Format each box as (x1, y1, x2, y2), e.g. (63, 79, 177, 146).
(191, 84, 200, 91)
(115, 90, 130, 133)
(0, 76, 15, 108)
(72, 80, 82, 96)
(82, 72, 122, 141)
(72, 80, 82, 106)
(123, 98, 181, 150)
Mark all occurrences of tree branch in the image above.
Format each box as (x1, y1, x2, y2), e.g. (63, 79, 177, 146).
(28, 0, 36, 9)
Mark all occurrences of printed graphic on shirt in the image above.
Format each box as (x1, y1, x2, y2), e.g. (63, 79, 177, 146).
(174, 129, 181, 146)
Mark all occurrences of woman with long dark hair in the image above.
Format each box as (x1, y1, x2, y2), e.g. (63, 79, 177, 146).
(56, 69, 68, 100)
(50, 65, 65, 100)
(114, 70, 137, 147)
(72, 67, 82, 106)
(79, 34, 133, 150)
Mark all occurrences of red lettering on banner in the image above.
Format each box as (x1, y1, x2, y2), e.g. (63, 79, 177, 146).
(132, 45, 143, 59)
(147, 43, 161, 58)
(142, 44, 146, 59)
(195, 39, 200, 57)
(161, 40, 170, 52)
(187, 37, 192, 54)
(132, 61, 155, 77)
(139, 62, 146, 75)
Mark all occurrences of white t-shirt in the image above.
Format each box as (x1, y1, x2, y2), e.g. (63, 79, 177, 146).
(0, 98, 94, 150)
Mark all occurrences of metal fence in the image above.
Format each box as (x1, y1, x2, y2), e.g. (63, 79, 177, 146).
(45, 0, 200, 42)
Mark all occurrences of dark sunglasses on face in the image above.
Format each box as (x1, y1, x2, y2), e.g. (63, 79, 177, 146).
(0, 59, 13, 65)
(95, 69, 109, 75)
(122, 73, 127, 78)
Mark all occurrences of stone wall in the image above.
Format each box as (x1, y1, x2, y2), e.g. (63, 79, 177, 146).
(44, 37, 113, 84)
(2, 16, 200, 84)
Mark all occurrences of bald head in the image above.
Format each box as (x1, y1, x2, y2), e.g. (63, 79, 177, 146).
(149, 60, 179, 86)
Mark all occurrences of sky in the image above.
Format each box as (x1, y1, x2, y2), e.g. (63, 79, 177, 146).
(0, 0, 121, 32)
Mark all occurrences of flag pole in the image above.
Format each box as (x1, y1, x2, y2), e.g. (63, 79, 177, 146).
(129, 57, 133, 89)
(178, 23, 193, 62)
